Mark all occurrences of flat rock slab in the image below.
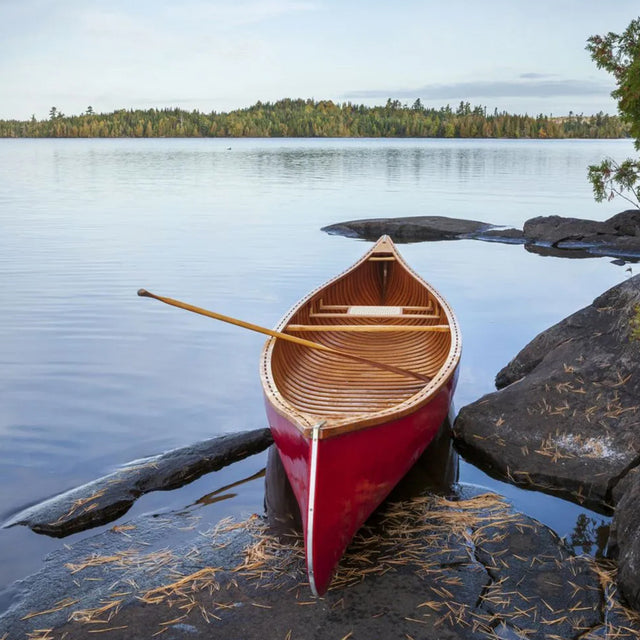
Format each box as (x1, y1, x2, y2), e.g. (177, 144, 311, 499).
(454, 274, 640, 514)
(322, 215, 503, 242)
(3, 429, 272, 537)
(3, 487, 635, 640)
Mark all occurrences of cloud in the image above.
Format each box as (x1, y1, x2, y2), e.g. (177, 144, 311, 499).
(163, 0, 319, 30)
(344, 77, 614, 101)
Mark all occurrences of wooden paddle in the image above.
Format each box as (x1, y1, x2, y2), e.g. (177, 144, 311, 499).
(137, 289, 431, 384)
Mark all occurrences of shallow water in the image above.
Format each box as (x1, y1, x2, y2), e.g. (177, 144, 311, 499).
(0, 137, 632, 603)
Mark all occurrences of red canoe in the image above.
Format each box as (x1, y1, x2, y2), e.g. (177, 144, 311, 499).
(260, 236, 461, 596)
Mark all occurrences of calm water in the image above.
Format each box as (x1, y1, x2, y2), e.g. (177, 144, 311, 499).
(0, 138, 634, 604)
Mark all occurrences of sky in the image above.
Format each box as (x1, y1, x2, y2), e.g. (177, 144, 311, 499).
(1, 0, 639, 120)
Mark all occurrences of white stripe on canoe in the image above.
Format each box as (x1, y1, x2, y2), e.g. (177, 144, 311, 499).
(306, 420, 324, 597)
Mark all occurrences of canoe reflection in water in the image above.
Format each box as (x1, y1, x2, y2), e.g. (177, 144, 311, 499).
(264, 416, 458, 538)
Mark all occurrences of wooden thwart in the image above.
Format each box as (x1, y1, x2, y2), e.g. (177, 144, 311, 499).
(311, 312, 440, 319)
(286, 324, 450, 333)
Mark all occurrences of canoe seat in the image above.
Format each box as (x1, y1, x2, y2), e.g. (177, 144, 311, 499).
(348, 305, 402, 316)
(313, 299, 435, 317)
(311, 300, 437, 319)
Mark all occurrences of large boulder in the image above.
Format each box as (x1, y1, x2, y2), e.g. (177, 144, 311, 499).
(523, 215, 612, 244)
(608, 209, 640, 237)
(453, 274, 640, 610)
(523, 209, 640, 255)
(609, 469, 640, 611)
(453, 275, 640, 513)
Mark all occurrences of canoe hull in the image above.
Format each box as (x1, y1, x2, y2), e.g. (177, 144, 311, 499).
(260, 235, 462, 595)
(264, 368, 457, 596)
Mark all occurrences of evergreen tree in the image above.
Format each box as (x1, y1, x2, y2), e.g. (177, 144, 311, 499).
(0, 99, 631, 139)
(586, 18, 640, 208)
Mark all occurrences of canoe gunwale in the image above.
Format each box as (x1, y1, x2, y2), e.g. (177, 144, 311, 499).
(259, 236, 462, 440)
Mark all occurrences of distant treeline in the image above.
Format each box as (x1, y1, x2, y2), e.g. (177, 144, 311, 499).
(0, 99, 630, 139)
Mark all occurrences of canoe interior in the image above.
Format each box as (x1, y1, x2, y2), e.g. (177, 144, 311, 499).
(263, 238, 460, 437)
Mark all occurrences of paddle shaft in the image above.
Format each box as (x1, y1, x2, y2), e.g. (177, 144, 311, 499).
(137, 289, 431, 383)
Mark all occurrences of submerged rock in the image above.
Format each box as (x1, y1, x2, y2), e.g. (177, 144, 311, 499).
(3, 429, 272, 537)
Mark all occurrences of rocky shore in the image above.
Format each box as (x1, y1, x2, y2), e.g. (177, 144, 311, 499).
(322, 208, 640, 610)
(322, 209, 640, 614)
(2, 449, 639, 640)
(322, 209, 640, 259)
(454, 274, 640, 610)
(4, 219, 640, 636)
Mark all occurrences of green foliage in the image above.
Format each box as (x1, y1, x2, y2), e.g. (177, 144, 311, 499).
(0, 99, 632, 139)
(587, 18, 640, 145)
(587, 18, 640, 208)
(588, 157, 640, 208)
(631, 305, 640, 341)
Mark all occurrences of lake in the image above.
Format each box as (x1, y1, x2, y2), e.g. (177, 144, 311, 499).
(0, 137, 634, 607)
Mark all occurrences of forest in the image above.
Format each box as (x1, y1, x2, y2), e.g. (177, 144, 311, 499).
(0, 98, 630, 139)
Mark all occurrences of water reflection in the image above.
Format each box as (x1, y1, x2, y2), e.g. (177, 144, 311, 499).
(188, 468, 266, 509)
(0, 137, 633, 596)
(524, 243, 599, 260)
(566, 513, 610, 557)
(238, 142, 595, 198)
(525, 242, 640, 262)
(264, 418, 458, 536)
(263, 445, 302, 532)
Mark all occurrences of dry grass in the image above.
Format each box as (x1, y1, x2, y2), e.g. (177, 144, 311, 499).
(235, 493, 640, 639)
(21, 598, 79, 621)
(529, 364, 638, 440)
(589, 559, 640, 639)
(49, 489, 107, 526)
(21, 492, 640, 639)
(65, 549, 174, 575)
(25, 630, 55, 640)
(68, 599, 123, 624)
(140, 567, 222, 605)
(110, 524, 136, 536)
(630, 305, 640, 342)
(233, 493, 521, 598)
